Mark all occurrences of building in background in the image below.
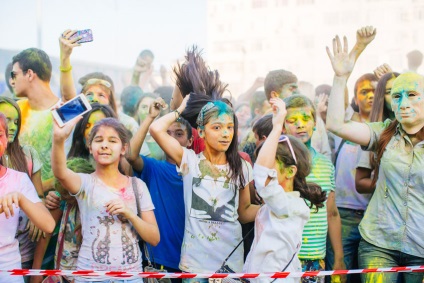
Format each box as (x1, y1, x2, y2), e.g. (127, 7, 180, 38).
(207, 0, 424, 99)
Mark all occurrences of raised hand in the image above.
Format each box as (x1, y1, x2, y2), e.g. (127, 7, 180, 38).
(355, 26, 377, 47)
(270, 97, 287, 127)
(326, 36, 355, 77)
(374, 63, 393, 80)
(149, 97, 167, 119)
(59, 29, 81, 59)
(315, 93, 329, 114)
(52, 108, 83, 142)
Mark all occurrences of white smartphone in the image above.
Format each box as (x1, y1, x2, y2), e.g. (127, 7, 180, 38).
(52, 93, 92, 127)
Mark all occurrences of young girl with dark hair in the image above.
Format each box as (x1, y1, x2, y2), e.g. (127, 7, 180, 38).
(0, 97, 44, 274)
(150, 93, 259, 277)
(67, 103, 117, 160)
(52, 116, 159, 283)
(243, 98, 325, 283)
(0, 112, 55, 283)
(327, 28, 424, 283)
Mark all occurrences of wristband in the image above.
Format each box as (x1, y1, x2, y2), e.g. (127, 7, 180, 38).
(174, 110, 182, 122)
(59, 65, 72, 72)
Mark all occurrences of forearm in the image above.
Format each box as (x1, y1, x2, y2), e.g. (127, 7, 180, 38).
(31, 171, 44, 199)
(51, 139, 68, 181)
(20, 200, 55, 233)
(127, 212, 160, 246)
(128, 116, 154, 162)
(170, 87, 183, 111)
(326, 76, 348, 134)
(59, 55, 77, 102)
(355, 168, 375, 194)
(131, 71, 141, 86)
(255, 126, 281, 168)
(238, 203, 260, 224)
(328, 209, 344, 262)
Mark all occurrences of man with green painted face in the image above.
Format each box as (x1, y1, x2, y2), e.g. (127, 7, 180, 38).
(264, 69, 332, 160)
(11, 48, 60, 191)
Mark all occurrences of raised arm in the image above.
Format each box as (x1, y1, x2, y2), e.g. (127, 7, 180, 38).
(325, 34, 373, 146)
(51, 115, 82, 194)
(149, 94, 189, 166)
(59, 30, 81, 102)
(237, 77, 265, 104)
(127, 97, 166, 172)
(256, 98, 286, 172)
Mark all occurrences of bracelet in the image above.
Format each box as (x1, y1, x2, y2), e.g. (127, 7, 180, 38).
(59, 65, 72, 72)
(174, 110, 182, 122)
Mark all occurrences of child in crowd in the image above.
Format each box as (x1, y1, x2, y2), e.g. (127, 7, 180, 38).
(282, 94, 345, 283)
(0, 97, 44, 275)
(243, 98, 326, 283)
(0, 112, 55, 283)
(127, 97, 193, 282)
(51, 116, 159, 283)
(150, 93, 259, 279)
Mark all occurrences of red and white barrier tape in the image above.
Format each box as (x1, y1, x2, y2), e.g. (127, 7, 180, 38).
(2, 266, 424, 279)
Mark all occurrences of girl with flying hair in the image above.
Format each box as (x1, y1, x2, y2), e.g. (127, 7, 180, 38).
(150, 47, 259, 279)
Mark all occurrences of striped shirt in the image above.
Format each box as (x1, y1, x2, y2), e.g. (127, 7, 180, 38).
(299, 148, 335, 260)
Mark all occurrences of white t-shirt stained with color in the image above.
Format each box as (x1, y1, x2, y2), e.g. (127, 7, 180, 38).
(72, 174, 154, 274)
(177, 148, 253, 273)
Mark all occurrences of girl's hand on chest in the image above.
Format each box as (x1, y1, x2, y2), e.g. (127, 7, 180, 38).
(104, 198, 133, 219)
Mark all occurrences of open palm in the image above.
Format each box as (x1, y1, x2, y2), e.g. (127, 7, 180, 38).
(326, 36, 356, 77)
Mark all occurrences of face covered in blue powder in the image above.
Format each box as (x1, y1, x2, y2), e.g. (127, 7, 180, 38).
(391, 73, 424, 131)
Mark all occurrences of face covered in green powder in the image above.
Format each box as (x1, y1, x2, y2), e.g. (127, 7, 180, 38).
(0, 102, 19, 143)
(391, 73, 424, 131)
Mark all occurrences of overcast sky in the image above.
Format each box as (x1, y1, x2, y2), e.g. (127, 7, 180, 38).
(0, 0, 208, 69)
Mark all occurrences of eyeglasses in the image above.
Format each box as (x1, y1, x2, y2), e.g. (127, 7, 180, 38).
(278, 135, 297, 165)
(10, 70, 28, 80)
(85, 78, 112, 89)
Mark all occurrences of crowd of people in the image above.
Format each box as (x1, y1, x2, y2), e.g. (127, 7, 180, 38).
(0, 25, 423, 283)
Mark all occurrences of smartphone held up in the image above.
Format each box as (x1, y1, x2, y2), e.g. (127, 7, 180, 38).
(70, 29, 93, 43)
(52, 94, 92, 127)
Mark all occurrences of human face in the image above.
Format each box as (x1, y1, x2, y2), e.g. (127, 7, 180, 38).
(137, 97, 155, 122)
(85, 85, 111, 106)
(136, 55, 153, 72)
(283, 107, 315, 144)
(202, 113, 234, 153)
(10, 63, 29, 97)
(391, 73, 424, 130)
(0, 103, 19, 143)
(0, 122, 7, 157)
(84, 110, 107, 145)
(89, 126, 126, 166)
(167, 122, 192, 147)
(384, 77, 395, 111)
(280, 83, 298, 99)
(355, 79, 376, 115)
(235, 105, 251, 128)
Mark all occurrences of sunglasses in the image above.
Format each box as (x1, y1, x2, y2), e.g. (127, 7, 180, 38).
(85, 78, 112, 89)
(10, 70, 29, 80)
(278, 135, 297, 165)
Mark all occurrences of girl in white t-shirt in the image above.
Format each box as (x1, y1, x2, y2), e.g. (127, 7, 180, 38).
(0, 113, 55, 283)
(243, 98, 326, 283)
(52, 117, 159, 283)
(150, 93, 260, 277)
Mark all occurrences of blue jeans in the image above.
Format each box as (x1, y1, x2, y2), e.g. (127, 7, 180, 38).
(326, 207, 363, 283)
(358, 239, 424, 283)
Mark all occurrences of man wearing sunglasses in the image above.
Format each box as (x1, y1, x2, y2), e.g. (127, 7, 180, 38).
(11, 48, 60, 189)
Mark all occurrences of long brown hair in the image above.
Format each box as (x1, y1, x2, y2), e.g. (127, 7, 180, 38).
(370, 72, 400, 123)
(256, 135, 326, 211)
(0, 97, 29, 176)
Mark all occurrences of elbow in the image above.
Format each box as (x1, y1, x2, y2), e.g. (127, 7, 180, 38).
(45, 217, 56, 234)
(149, 123, 159, 139)
(149, 230, 160, 247)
